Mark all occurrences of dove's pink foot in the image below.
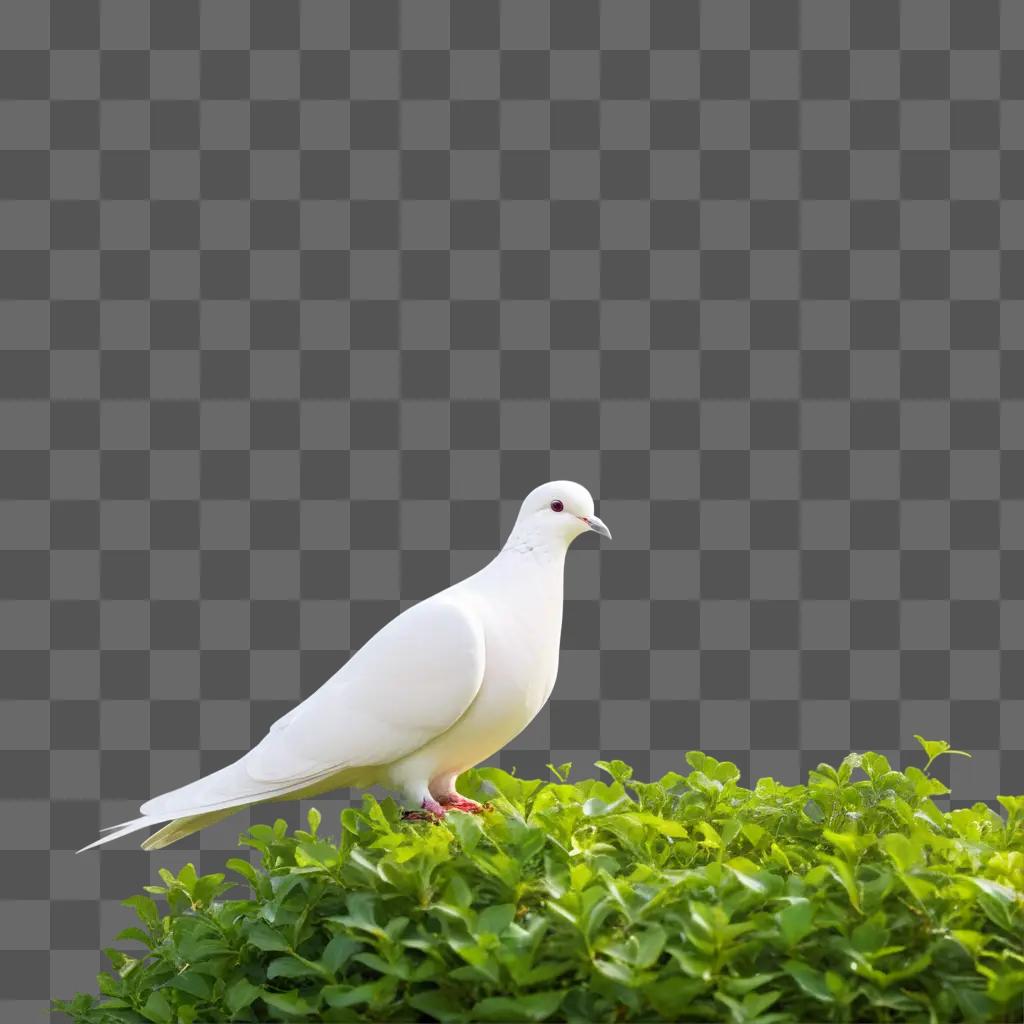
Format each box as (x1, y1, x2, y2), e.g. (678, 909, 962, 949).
(401, 797, 446, 822)
(438, 793, 492, 814)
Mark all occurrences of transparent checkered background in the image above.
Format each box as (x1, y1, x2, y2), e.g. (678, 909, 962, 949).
(2, 0, 1024, 1015)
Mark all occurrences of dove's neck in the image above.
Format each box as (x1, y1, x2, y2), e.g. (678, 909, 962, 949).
(498, 521, 570, 572)
(474, 524, 569, 647)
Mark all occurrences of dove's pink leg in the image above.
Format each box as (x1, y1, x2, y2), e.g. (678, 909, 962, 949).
(401, 796, 446, 822)
(437, 792, 487, 813)
(429, 771, 489, 813)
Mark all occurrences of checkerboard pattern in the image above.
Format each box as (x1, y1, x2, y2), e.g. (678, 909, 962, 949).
(2, 0, 1023, 1015)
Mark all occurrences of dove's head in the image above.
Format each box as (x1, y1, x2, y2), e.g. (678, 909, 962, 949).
(511, 481, 612, 550)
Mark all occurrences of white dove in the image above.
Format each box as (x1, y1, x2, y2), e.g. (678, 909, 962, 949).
(80, 481, 611, 851)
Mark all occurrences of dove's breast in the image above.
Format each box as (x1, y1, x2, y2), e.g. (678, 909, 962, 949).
(480, 595, 563, 713)
(385, 555, 566, 786)
(434, 565, 569, 765)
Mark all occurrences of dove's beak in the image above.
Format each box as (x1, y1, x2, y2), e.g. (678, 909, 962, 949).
(581, 515, 612, 540)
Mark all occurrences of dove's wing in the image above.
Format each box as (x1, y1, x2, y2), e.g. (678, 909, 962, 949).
(245, 596, 486, 782)
(139, 597, 486, 821)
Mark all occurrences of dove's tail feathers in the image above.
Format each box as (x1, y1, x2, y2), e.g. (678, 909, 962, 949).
(80, 765, 372, 853)
(141, 808, 239, 851)
(139, 756, 269, 821)
(138, 754, 345, 823)
(77, 815, 159, 853)
(135, 778, 345, 851)
(76, 807, 241, 853)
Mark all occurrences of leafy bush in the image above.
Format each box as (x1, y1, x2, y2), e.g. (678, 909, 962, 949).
(56, 738, 1023, 1023)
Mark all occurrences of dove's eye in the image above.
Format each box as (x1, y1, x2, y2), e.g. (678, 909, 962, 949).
(550, 500, 564, 512)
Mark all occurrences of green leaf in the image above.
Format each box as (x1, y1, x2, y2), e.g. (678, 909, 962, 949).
(260, 987, 315, 1016)
(956, 986, 995, 1022)
(409, 989, 470, 1022)
(775, 899, 814, 947)
(225, 856, 261, 888)
(306, 806, 322, 836)
(623, 810, 687, 837)
(225, 978, 262, 1014)
(784, 961, 832, 1003)
(850, 917, 888, 954)
(297, 838, 342, 871)
(593, 957, 635, 985)
(968, 876, 1020, 932)
(477, 903, 516, 936)
(823, 829, 873, 861)
(998, 794, 1024, 823)
(340, 807, 365, 834)
(321, 934, 361, 975)
(726, 857, 774, 894)
(168, 970, 212, 1000)
(114, 927, 154, 949)
(322, 978, 395, 1009)
(645, 976, 710, 1018)
(446, 808, 485, 852)
(742, 821, 767, 847)
(595, 759, 634, 784)
(333, 890, 386, 938)
(245, 921, 290, 952)
(821, 854, 862, 911)
(881, 832, 919, 871)
(140, 989, 172, 1024)
(914, 734, 971, 771)
(473, 990, 565, 1021)
(121, 895, 160, 930)
(177, 862, 197, 895)
(696, 821, 723, 849)
(192, 871, 226, 907)
(267, 955, 325, 980)
(720, 973, 780, 997)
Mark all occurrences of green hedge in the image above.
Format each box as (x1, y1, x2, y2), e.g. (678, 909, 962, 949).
(56, 738, 1023, 1022)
